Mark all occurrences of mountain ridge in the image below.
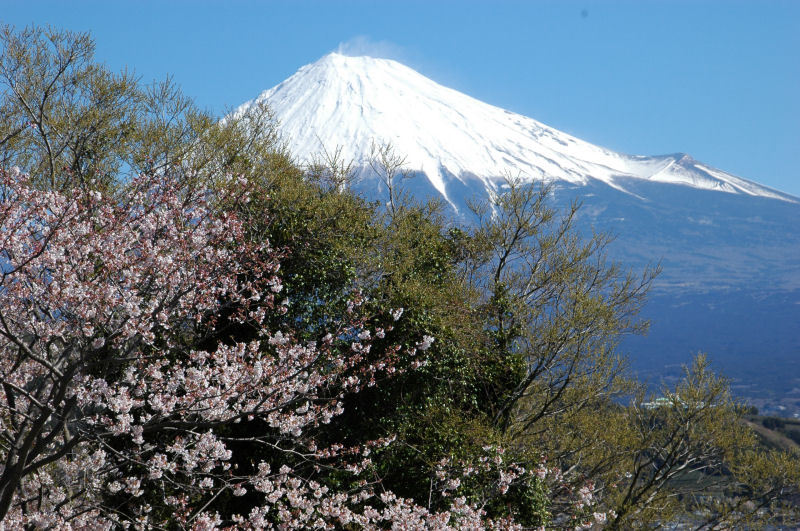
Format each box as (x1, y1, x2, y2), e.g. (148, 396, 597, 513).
(235, 52, 797, 210)
(233, 52, 800, 416)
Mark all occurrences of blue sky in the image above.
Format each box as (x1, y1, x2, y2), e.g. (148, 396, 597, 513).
(4, 0, 799, 195)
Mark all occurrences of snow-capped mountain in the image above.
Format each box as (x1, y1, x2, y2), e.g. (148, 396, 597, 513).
(236, 52, 796, 214)
(236, 52, 800, 415)
(235, 52, 800, 290)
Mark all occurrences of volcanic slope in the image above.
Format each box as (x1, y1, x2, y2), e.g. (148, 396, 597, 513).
(236, 52, 800, 415)
(234, 52, 800, 292)
(236, 52, 795, 215)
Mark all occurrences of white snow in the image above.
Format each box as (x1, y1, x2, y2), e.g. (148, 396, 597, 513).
(234, 52, 795, 206)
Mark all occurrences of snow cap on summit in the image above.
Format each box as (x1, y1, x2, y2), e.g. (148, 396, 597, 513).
(235, 53, 796, 207)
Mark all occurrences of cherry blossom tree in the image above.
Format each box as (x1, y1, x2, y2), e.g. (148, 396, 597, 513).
(0, 166, 268, 524)
(0, 167, 568, 529)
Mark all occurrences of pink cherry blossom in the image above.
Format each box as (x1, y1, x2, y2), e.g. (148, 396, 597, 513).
(0, 168, 551, 529)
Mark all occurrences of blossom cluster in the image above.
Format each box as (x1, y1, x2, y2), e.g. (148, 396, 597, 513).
(0, 169, 535, 529)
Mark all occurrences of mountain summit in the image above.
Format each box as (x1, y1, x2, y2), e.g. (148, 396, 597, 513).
(236, 52, 795, 211)
(234, 52, 800, 291)
(236, 52, 800, 414)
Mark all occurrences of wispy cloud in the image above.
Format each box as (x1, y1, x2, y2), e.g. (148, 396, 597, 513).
(335, 36, 407, 61)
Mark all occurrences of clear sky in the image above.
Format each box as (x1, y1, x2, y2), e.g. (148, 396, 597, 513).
(3, 0, 799, 196)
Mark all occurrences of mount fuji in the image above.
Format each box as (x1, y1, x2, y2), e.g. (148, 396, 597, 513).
(235, 53, 799, 289)
(235, 53, 800, 414)
(238, 53, 793, 207)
